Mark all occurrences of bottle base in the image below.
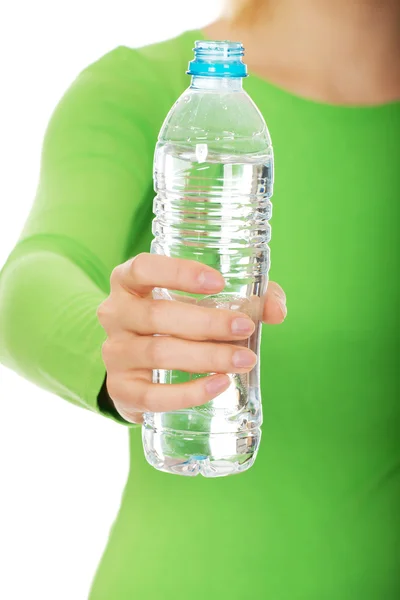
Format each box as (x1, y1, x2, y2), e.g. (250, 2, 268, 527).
(142, 426, 261, 478)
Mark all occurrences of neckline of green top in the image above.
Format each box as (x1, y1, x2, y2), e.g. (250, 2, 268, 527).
(188, 29, 399, 117)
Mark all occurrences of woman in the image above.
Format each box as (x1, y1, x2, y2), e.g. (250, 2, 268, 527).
(0, 0, 399, 598)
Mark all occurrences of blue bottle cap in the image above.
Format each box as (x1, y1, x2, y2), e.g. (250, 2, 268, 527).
(187, 40, 248, 78)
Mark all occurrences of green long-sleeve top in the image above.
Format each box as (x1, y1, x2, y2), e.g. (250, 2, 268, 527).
(0, 30, 399, 600)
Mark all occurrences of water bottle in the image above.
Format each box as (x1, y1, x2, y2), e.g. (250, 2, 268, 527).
(142, 40, 273, 477)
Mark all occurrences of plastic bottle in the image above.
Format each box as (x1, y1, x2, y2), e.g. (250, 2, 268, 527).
(142, 40, 273, 477)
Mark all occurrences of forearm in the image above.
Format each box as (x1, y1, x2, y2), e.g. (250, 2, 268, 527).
(0, 45, 172, 421)
(0, 246, 107, 414)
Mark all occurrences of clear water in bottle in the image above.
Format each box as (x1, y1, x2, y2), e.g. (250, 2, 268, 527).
(142, 41, 273, 477)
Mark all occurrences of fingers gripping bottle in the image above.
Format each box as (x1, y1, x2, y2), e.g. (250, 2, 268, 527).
(142, 41, 273, 477)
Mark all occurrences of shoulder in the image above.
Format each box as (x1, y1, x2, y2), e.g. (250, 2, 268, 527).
(75, 31, 197, 103)
(44, 31, 199, 147)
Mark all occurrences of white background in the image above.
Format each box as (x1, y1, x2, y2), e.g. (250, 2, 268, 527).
(0, 2, 222, 598)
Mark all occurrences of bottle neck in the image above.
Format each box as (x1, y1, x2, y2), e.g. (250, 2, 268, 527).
(190, 76, 244, 92)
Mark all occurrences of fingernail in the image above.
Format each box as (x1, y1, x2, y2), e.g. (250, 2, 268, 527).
(232, 350, 257, 368)
(198, 270, 224, 291)
(278, 297, 287, 318)
(272, 288, 287, 315)
(272, 288, 287, 319)
(272, 285, 286, 303)
(231, 317, 255, 335)
(205, 375, 230, 396)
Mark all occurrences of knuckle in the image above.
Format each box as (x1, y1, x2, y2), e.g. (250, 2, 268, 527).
(105, 376, 122, 403)
(202, 309, 216, 338)
(147, 336, 167, 366)
(107, 376, 139, 417)
(172, 259, 185, 287)
(129, 252, 150, 281)
(180, 385, 196, 408)
(96, 302, 106, 324)
(211, 343, 228, 371)
(210, 342, 231, 373)
(137, 385, 154, 413)
(97, 298, 113, 326)
(110, 264, 124, 287)
(101, 340, 113, 365)
(147, 300, 165, 332)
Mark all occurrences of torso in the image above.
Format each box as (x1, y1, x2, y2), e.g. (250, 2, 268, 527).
(90, 31, 400, 599)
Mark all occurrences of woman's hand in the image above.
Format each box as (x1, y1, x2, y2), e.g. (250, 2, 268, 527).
(97, 253, 286, 423)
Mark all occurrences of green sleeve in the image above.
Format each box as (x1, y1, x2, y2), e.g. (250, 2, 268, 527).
(0, 44, 182, 421)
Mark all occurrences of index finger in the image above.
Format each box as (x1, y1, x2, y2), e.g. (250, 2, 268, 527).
(112, 253, 225, 297)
